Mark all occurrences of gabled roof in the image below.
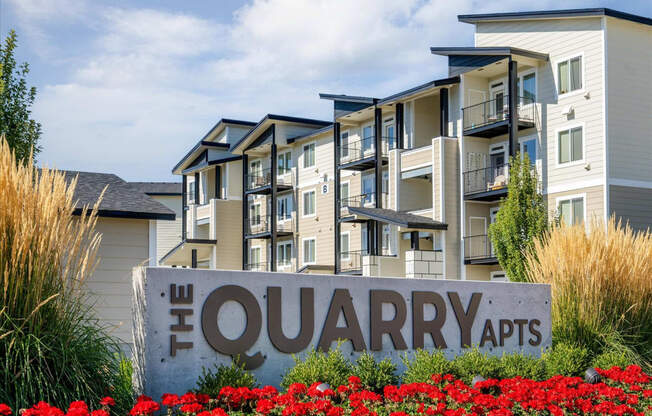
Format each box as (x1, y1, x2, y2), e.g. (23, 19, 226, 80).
(229, 114, 331, 153)
(59, 170, 176, 220)
(346, 207, 448, 231)
(458, 8, 651, 26)
(128, 182, 182, 196)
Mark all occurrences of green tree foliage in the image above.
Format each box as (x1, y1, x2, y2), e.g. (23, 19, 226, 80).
(489, 153, 547, 282)
(1, 30, 42, 163)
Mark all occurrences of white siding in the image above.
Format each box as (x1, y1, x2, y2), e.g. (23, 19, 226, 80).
(151, 195, 182, 265)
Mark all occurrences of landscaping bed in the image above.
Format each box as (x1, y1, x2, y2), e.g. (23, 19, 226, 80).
(2, 365, 650, 416)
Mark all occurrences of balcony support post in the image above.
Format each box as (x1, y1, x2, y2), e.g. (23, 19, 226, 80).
(242, 153, 248, 270)
(333, 122, 341, 274)
(440, 88, 449, 137)
(194, 172, 200, 204)
(410, 231, 420, 250)
(508, 58, 518, 158)
(181, 174, 187, 239)
(374, 106, 383, 256)
(215, 165, 221, 199)
(270, 124, 277, 272)
(367, 220, 375, 255)
(191, 249, 197, 269)
(396, 102, 404, 149)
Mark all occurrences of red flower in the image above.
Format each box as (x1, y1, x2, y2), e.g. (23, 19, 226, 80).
(99, 398, 115, 407)
(90, 411, 109, 416)
(179, 403, 203, 414)
(130, 400, 159, 416)
(161, 394, 179, 407)
(0, 404, 11, 416)
(179, 393, 198, 404)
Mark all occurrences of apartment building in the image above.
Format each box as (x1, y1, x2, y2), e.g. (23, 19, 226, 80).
(163, 8, 651, 281)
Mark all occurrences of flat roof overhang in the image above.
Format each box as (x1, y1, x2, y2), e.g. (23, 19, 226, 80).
(346, 207, 448, 232)
(160, 238, 217, 266)
(457, 8, 651, 26)
(181, 155, 242, 175)
(430, 46, 549, 62)
(464, 257, 499, 265)
(464, 187, 508, 202)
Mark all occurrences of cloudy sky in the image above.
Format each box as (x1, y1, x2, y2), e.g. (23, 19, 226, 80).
(2, 0, 649, 181)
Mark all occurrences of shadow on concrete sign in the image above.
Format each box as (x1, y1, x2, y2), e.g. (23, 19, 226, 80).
(132, 267, 551, 396)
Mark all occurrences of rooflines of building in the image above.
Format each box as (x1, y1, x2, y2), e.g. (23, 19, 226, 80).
(458, 8, 651, 26)
(128, 182, 182, 196)
(429, 47, 549, 61)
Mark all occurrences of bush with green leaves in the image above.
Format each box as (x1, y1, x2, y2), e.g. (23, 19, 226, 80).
(497, 352, 547, 380)
(592, 350, 632, 371)
(401, 350, 453, 384)
(194, 359, 257, 396)
(543, 342, 591, 377)
(281, 348, 352, 389)
(451, 348, 502, 384)
(352, 352, 398, 392)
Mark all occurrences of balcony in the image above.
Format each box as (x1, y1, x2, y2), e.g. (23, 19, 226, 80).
(463, 235, 498, 265)
(244, 262, 270, 272)
(339, 250, 367, 275)
(339, 136, 395, 170)
(245, 215, 294, 239)
(245, 168, 293, 194)
(339, 193, 388, 222)
(462, 96, 535, 138)
(463, 164, 509, 201)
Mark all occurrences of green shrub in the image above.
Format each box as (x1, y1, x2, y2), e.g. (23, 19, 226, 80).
(281, 348, 352, 389)
(452, 348, 501, 384)
(592, 350, 631, 370)
(543, 343, 591, 377)
(401, 350, 453, 384)
(497, 352, 546, 380)
(352, 352, 398, 392)
(194, 359, 257, 396)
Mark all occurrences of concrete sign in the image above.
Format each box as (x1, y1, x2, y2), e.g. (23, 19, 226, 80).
(132, 267, 551, 397)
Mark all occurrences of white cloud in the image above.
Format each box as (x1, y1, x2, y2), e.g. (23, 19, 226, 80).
(18, 0, 614, 180)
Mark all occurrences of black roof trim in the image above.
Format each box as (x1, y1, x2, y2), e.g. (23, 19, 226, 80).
(347, 206, 448, 230)
(200, 141, 230, 148)
(430, 47, 549, 61)
(181, 155, 242, 175)
(378, 76, 461, 105)
(74, 208, 176, 221)
(318, 93, 377, 104)
(230, 114, 331, 152)
(287, 124, 334, 144)
(458, 8, 651, 26)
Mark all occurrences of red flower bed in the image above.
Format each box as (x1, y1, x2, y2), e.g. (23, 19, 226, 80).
(3, 366, 651, 416)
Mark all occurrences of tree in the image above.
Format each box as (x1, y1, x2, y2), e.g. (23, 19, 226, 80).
(1, 30, 42, 163)
(489, 153, 547, 282)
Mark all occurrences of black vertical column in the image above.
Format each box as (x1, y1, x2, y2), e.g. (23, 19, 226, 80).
(410, 231, 420, 250)
(395, 102, 404, 149)
(440, 88, 449, 137)
(270, 124, 277, 272)
(242, 154, 248, 270)
(194, 172, 200, 204)
(508, 59, 518, 158)
(181, 174, 187, 240)
(374, 106, 383, 256)
(215, 165, 222, 199)
(333, 122, 341, 274)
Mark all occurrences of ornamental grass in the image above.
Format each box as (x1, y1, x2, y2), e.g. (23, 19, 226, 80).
(0, 137, 132, 410)
(525, 218, 652, 370)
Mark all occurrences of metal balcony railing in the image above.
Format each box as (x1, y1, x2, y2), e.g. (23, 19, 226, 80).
(245, 262, 269, 272)
(340, 250, 368, 273)
(340, 136, 396, 164)
(340, 192, 389, 211)
(462, 96, 535, 131)
(245, 168, 293, 191)
(463, 163, 509, 195)
(463, 235, 495, 261)
(246, 215, 294, 235)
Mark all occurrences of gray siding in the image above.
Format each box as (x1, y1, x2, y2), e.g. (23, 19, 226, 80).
(609, 186, 652, 232)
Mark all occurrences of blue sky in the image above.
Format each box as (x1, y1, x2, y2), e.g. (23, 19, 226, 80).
(2, 0, 650, 181)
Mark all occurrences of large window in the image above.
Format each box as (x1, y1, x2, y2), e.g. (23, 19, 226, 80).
(340, 131, 349, 158)
(558, 126, 583, 164)
(520, 138, 537, 165)
(187, 177, 196, 204)
(277, 241, 292, 267)
(362, 175, 374, 204)
(250, 246, 261, 269)
(278, 151, 291, 175)
(277, 195, 292, 221)
(558, 56, 582, 95)
(303, 190, 315, 217)
(340, 233, 350, 260)
(250, 203, 261, 225)
(340, 182, 349, 201)
(558, 196, 584, 226)
(303, 143, 315, 168)
(384, 119, 395, 150)
(522, 73, 536, 102)
(303, 238, 316, 265)
(362, 125, 374, 152)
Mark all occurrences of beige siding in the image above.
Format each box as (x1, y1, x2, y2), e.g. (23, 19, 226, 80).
(413, 95, 440, 147)
(432, 140, 442, 220)
(547, 185, 604, 223)
(443, 139, 461, 279)
(215, 199, 243, 270)
(475, 18, 606, 193)
(150, 195, 182, 266)
(606, 18, 652, 182)
(609, 186, 652, 232)
(401, 145, 433, 170)
(84, 217, 149, 347)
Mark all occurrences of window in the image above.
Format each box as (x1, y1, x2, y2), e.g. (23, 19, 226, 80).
(384, 120, 395, 150)
(520, 138, 537, 165)
(278, 151, 292, 175)
(340, 131, 349, 158)
(250, 203, 261, 225)
(558, 196, 584, 226)
(340, 182, 349, 202)
(250, 160, 262, 176)
(340, 233, 350, 259)
(362, 175, 374, 204)
(187, 177, 196, 204)
(277, 241, 292, 267)
(558, 56, 582, 95)
(362, 225, 369, 253)
(303, 190, 315, 217)
(303, 143, 315, 168)
(362, 125, 374, 152)
(522, 73, 536, 103)
(277, 195, 292, 221)
(382, 224, 391, 255)
(558, 126, 583, 164)
(303, 238, 315, 265)
(250, 246, 261, 269)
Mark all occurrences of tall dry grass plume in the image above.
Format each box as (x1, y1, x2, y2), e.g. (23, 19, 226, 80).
(1, 136, 132, 409)
(525, 217, 652, 368)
